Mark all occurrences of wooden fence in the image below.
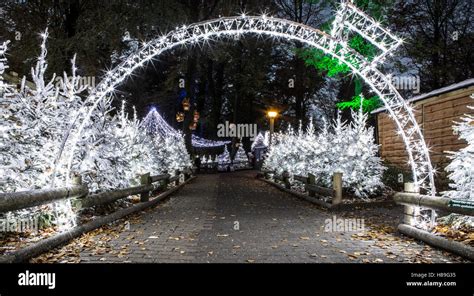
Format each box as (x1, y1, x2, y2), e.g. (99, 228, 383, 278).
(393, 186, 474, 260)
(0, 168, 194, 214)
(199, 161, 250, 173)
(261, 170, 342, 206)
(0, 167, 195, 263)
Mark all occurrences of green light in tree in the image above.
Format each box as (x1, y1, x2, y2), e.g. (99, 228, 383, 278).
(336, 95, 382, 113)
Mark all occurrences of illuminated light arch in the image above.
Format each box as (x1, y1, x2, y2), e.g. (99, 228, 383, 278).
(54, 1, 436, 226)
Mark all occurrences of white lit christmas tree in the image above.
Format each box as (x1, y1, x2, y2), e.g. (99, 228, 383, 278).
(251, 132, 268, 151)
(233, 144, 249, 169)
(218, 146, 231, 171)
(0, 40, 17, 190)
(263, 102, 385, 198)
(140, 108, 192, 175)
(445, 94, 474, 201)
(1, 30, 65, 192)
(0, 41, 11, 95)
(0, 30, 167, 230)
(264, 124, 314, 177)
(336, 102, 385, 197)
(0, 30, 87, 228)
(119, 103, 162, 182)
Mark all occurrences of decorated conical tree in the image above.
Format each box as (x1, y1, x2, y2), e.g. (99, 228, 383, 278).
(141, 107, 177, 138)
(345, 102, 386, 197)
(207, 155, 214, 166)
(218, 146, 231, 171)
(250, 131, 269, 165)
(0, 30, 67, 192)
(0, 40, 26, 192)
(233, 145, 249, 169)
(140, 108, 192, 175)
(317, 106, 385, 198)
(251, 132, 267, 151)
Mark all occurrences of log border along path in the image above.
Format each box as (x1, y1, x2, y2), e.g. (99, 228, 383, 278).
(33, 171, 468, 263)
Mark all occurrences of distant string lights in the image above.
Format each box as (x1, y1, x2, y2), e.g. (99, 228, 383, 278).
(141, 108, 230, 148)
(192, 135, 231, 148)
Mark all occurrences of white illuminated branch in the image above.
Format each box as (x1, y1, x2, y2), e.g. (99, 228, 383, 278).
(52, 1, 436, 228)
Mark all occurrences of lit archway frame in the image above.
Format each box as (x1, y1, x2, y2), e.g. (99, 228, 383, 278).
(54, 2, 436, 225)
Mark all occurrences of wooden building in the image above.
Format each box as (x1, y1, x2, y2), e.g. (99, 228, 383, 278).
(372, 79, 474, 188)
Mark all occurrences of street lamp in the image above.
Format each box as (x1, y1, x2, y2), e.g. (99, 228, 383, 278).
(267, 110, 278, 146)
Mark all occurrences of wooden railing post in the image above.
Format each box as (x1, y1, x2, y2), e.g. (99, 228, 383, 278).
(263, 170, 270, 179)
(184, 168, 190, 181)
(332, 172, 343, 205)
(140, 173, 151, 202)
(161, 171, 169, 190)
(72, 175, 82, 186)
(403, 182, 418, 225)
(174, 170, 180, 186)
(70, 176, 84, 209)
(307, 173, 316, 197)
(282, 171, 291, 189)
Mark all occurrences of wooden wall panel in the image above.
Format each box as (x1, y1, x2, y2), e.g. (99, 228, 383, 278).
(376, 85, 474, 179)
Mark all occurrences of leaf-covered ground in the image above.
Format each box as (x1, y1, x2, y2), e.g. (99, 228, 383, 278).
(2, 171, 470, 263)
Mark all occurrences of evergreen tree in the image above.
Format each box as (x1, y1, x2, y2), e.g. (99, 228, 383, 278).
(140, 108, 192, 175)
(445, 95, 474, 201)
(0, 31, 167, 229)
(263, 105, 385, 198)
(0, 41, 11, 94)
(251, 132, 268, 151)
(218, 146, 230, 171)
(233, 145, 249, 169)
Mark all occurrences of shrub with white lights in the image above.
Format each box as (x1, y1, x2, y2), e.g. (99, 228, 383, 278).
(264, 104, 385, 198)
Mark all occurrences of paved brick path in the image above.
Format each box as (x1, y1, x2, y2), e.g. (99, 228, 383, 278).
(35, 171, 467, 263)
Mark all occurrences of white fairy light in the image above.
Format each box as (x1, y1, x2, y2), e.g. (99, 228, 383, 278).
(52, 1, 436, 227)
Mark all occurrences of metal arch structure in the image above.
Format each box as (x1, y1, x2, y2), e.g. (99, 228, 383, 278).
(53, 2, 436, 226)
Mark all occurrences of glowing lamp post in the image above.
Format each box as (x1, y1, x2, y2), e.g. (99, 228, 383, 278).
(267, 110, 278, 146)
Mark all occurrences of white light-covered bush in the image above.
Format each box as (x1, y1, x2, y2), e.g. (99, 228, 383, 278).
(445, 94, 474, 201)
(264, 106, 385, 198)
(0, 31, 175, 229)
(443, 94, 474, 229)
(0, 31, 86, 193)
